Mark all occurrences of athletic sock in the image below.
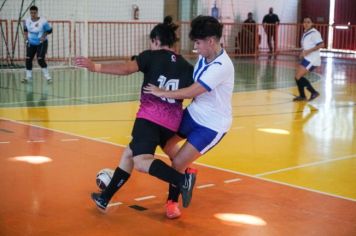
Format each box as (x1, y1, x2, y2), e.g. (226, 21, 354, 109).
(101, 167, 130, 201)
(41, 67, 51, 80)
(26, 70, 32, 79)
(300, 77, 317, 94)
(167, 183, 180, 202)
(295, 78, 306, 98)
(148, 159, 184, 186)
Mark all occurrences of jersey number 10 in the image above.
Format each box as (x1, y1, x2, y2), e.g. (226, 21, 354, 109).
(157, 75, 179, 104)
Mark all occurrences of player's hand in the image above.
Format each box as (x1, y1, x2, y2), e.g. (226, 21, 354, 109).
(40, 35, 46, 43)
(74, 56, 95, 71)
(299, 50, 307, 59)
(299, 52, 304, 60)
(143, 83, 166, 97)
(300, 49, 310, 59)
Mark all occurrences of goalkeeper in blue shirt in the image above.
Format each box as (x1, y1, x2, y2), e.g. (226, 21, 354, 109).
(22, 5, 53, 83)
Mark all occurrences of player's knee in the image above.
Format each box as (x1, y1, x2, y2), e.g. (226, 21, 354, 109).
(171, 159, 185, 172)
(37, 58, 47, 67)
(26, 58, 32, 68)
(133, 157, 147, 173)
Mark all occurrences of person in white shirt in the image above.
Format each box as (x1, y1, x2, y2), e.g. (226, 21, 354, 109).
(22, 5, 52, 83)
(293, 17, 324, 101)
(144, 15, 235, 219)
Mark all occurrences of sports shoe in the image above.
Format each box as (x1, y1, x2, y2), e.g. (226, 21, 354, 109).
(91, 192, 108, 212)
(180, 168, 197, 208)
(293, 96, 307, 102)
(47, 78, 53, 84)
(21, 78, 28, 83)
(309, 92, 319, 101)
(166, 200, 181, 219)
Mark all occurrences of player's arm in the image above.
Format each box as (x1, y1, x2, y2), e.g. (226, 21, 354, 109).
(40, 22, 53, 42)
(23, 21, 29, 43)
(143, 82, 207, 99)
(301, 42, 325, 57)
(75, 56, 139, 75)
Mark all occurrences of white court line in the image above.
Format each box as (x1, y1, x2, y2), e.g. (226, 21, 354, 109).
(195, 161, 356, 202)
(197, 184, 215, 189)
(255, 153, 356, 177)
(27, 140, 45, 143)
(0, 141, 10, 144)
(95, 137, 111, 140)
(0, 118, 126, 148)
(135, 195, 156, 201)
(0, 93, 140, 107)
(61, 138, 79, 142)
(2, 117, 355, 202)
(224, 178, 241, 183)
(107, 202, 123, 207)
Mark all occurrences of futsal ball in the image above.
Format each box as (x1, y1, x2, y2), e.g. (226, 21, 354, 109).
(96, 168, 114, 191)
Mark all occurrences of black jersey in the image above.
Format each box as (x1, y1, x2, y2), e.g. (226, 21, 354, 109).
(262, 14, 280, 24)
(135, 49, 194, 131)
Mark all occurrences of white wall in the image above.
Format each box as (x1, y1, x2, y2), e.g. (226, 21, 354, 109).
(2, 0, 299, 23)
(1, 0, 164, 21)
(198, 0, 299, 23)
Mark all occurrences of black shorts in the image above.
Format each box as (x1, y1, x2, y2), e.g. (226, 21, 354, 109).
(129, 118, 175, 156)
(26, 40, 48, 59)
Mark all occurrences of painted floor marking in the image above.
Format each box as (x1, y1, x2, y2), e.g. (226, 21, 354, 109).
(61, 138, 79, 142)
(107, 202, 123, 207)
(224, 178, 241, 183)
(27, 140, 45, 143)
(2, 117, 355, 202)
(134, 195, 156, 201)
(256, 153, 356, 177)
(196, 184, 215, 189)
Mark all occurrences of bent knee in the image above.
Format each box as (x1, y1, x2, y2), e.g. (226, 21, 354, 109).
(133, 158, 147, 173)
(171, 159, 186, 172)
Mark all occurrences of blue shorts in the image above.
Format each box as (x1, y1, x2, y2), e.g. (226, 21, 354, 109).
(177, 109, 226, 154)
(300, 58, 316, 71)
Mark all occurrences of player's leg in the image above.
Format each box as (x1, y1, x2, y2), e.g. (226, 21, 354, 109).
(37, 40, 52, 83)
(301, 64, 319, 100)
(163, 134, 183, 161)
(91, 118, 147, 212)
(91, 147, 133, 212)
(161, 134, 185, 218)
(165, 110, 226, 216)
(23, 44, 36, 83)
(266, 28, 273, 53)
(294, 60, 319, 101)
(127, 119, 196, 208)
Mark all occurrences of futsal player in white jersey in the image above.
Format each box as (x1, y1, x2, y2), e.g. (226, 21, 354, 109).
(144, 15, 235, 218)
(293, 17, 324, 101)
(22, 6, 52, 83)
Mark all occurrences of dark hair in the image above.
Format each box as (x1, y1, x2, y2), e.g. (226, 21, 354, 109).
(30, 5, 38, 11)
(189, 15, 223, 40)
(149, 16, 179, 47)
(303, 16, 313, 22)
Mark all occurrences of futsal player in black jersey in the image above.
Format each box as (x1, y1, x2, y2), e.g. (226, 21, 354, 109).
(75, 16, 197, 213)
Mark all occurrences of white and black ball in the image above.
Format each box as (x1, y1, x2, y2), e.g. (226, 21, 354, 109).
(96, 168, 114, 191)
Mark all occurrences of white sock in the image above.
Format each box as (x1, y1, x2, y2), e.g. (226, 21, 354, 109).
(42, 67, 51, 80)
(26, 70, 32, 79)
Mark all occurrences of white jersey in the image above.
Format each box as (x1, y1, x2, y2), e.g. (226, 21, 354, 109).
(187, 49, 235, 133)
(301, 28, 323, 66)
(24, 17, 52, 46)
